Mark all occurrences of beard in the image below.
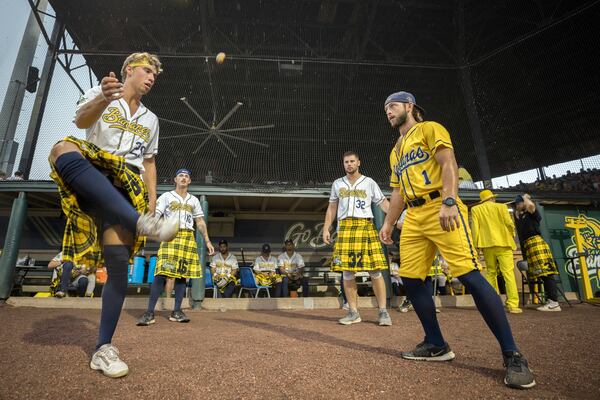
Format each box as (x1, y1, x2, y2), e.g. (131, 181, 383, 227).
(390, 109, 408, 129)
(220, 248, 227, 254)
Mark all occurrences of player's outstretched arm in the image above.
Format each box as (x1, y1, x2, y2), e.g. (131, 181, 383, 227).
(74, 72, 122, 129)
(435, 147, 460, 232)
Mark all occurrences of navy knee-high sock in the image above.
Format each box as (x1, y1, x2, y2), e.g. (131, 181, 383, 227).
(97, 245, 130, 349)
(147, 275, 167, 313)
(54, 152, 139, 233)
(458, 270, 518, 354)
(403, 277, 445, 347)
(173, 278, 187, 311)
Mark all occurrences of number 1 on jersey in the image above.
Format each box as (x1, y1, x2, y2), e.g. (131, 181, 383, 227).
(422, 170, 431, 185)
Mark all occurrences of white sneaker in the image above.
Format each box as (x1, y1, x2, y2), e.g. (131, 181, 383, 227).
(378, 310, 392, 326)
(137, 213, 179, 242)
(342, 302, 349, 310)
(90, 344, 129, 378)
(338, 310, 362, 325)
(536, 301, 561, 312)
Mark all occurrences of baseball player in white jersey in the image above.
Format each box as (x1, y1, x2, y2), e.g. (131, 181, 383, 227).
(137, 169, 215, 325)
(276, 239, 309, 297)
(49, 52, 179, 378)
(211, 240, 240, 298)
(253, 244, 281, 289)
(323, 151, 392, 326)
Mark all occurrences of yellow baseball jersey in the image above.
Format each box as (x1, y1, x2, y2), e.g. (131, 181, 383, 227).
(389, 121, 453, 201)
(390, 121, 481, 280)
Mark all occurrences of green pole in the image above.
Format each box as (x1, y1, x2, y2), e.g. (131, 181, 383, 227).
(372, 203, 392, 302)
(0, 193, 28, 302)
(190, 195, 208, 309)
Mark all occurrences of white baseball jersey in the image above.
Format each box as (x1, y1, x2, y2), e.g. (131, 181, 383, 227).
(74, 85, 159, 173)
(253, 255, 278, 273)
(277, 252, 305, 273)
(210, 253, 239, 275)
(155, 191, 203, 230)
(329, 175, 385, 220)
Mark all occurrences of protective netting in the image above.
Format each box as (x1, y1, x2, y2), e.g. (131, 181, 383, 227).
(2, 0, 599, 194)
(19, 54, 472, 190)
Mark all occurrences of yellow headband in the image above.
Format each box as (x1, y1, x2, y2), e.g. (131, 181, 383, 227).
(128, 57, 155, 71)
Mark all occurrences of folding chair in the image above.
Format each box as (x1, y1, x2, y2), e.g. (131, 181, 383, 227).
(238, 267, 271, 298)
(516, 260, 571, 307)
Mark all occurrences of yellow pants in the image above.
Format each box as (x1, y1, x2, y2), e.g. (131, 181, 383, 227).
(482, 247, 519, 309)
(400, 198, 480, 280)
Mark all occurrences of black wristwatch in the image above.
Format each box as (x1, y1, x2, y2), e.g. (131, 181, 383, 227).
(442, 197, 457, 207)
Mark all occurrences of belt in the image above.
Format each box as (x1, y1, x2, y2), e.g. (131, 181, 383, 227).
(407, 190, 441, 208)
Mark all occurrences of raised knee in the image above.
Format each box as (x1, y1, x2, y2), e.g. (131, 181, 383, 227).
(50, 141, 80, 163)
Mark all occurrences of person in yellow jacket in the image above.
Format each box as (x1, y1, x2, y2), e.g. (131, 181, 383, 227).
(471, 189, 521, 313)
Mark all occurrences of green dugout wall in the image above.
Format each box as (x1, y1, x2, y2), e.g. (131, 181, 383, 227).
(538, 204, 600, 297)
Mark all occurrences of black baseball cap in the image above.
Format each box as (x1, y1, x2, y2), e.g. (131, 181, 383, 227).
(284, 239, 294, 245)
(218, 239, 228, 246)
(262, 244, 271, 253)
(514, 195, 524, 204)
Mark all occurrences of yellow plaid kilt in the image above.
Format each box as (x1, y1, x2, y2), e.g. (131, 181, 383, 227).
(49, 136, 148, 265)
(523, 235, 558, 279)
(214, 274, 239, 293)
(331, 217, 388, 272)
(255, 272, 281, 286)
(155, 229, 201, 279)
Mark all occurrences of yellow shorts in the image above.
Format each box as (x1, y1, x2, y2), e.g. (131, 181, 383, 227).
(400, 198, 480, 280)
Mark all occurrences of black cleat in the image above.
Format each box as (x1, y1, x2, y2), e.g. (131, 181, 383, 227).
(136, 312, 155, 326)
(169, 310, 190, 323)
(503, 351, 536, 389)
(401, 341, 455, 362)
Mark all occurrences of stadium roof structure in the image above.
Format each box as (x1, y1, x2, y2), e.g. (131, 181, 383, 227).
(36, 0, 600, 188)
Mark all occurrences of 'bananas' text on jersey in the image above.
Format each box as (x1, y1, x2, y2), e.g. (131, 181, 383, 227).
(338, 188, 367, 199)
(102, 107, 151, 142)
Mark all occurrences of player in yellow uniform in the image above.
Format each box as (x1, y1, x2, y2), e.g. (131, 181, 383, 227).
(471, 189, 521, 313)
(379, 91, 535, 389)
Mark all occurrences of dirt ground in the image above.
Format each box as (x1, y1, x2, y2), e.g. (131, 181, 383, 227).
(0, 303, 599, 400)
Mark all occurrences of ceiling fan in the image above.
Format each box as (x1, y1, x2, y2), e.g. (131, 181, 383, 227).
(160, 58, 274, 157)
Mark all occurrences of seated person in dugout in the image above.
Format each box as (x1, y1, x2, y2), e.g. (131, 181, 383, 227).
(49, 251, 97, 298)
(276, 239, 309, 297)
(253, 244, 281, 289)
(210, 240, 239, 298)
